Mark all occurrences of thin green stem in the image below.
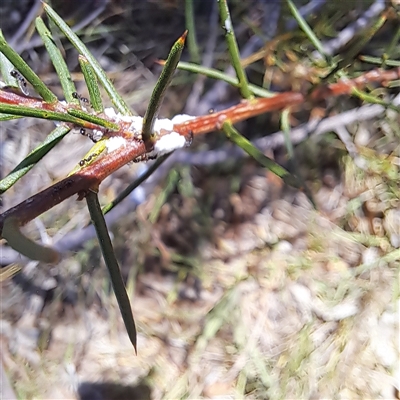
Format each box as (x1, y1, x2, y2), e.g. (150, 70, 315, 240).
(336, 12, 387, 71)
(286, 0, 330, 63)
(185, 0, 200, 64)
(222, 121, 311, 197)
(351, 88, 400, 112)
(86, 190, 137, 351)
(218, 0, 253, 99)
(176, 61, 274, 97)
(383, 25, 400, 67)
(359, 55, 400, 67)
(0, 114, 22, 121)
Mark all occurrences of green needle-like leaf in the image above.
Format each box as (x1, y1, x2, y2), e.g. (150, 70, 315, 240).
(67, 108, 119, 130)
(351, 88, 400, 112)
(359, 55, 400, 67)
(175, 61, 274, 98)
(0, 114, 22, 121)
(0, 30, 58, 103)
(222, 121, 305, 191)
(0, 103, 94, 125)
(218, 0, 252, 99)
(35, 17, 77, 104)
(336, 12, 387, 71)
(142, 32, 187, 147)
(43, 3, 132, 116)
(185, 0, 200, 63)
(78, 55, 104, 113)
(86, 190, 137, 352)
(0, 125, 71, 194)
(286, 0, 330, 63)
(102, 154, 170, 215)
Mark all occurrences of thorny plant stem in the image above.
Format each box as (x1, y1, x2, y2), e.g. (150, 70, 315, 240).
(0, 67, 399, 236)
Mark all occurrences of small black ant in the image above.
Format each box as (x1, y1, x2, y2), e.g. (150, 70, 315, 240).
(78, 152, 100, 167)
(72, 92, 91, 108)
(10, 69, 29, 95)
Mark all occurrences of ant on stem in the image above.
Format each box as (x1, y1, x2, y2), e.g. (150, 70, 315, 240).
(10, 69, 29, 96)
(72, 91, 91, 109)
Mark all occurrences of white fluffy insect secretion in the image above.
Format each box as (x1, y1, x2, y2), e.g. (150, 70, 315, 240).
(224, 18, 232, 33)
(152, 131, 187, 156)
(150, 114, 195, 157)
(106, 136, 127, 153)
(101, 107, 195, 156)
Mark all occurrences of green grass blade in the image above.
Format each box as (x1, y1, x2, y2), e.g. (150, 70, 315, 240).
(67, 108, 119, 130)
(175, 61, 274, 97)
(78, 55, 104, 113)
(35, 17, 77, 104)
(86, 190, 137, 352)
(0, 125, 71, 194)
(142, 32, 187, 146)
(218, 0, 252, 99)
(286, 0, 330, 63)
(102, 154, 170, 215)
(222, 121, 304, 190)
(0, 30, 58, 103)
(43, 3, 132, 116)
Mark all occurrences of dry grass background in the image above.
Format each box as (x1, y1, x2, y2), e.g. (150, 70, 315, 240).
(1, 1, 399, 399)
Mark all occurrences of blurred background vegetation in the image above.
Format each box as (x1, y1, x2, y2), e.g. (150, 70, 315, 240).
(0, 0, 399, 399)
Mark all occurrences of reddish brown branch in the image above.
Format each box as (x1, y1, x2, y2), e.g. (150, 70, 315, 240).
(310, 68, 400, 99)
(1, 67, 399, 238)
(0, 90, 108, 130)
(173, 92, 304, 135)
(0, 140, 146, 233)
